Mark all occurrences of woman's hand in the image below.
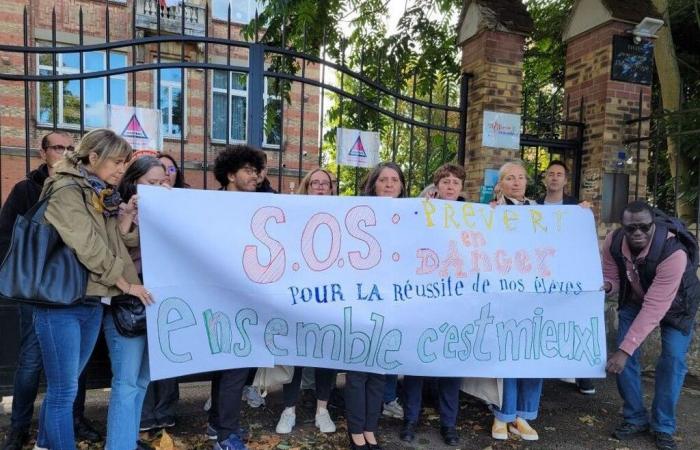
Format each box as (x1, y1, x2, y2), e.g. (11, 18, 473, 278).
(122, 195, 138, 216)
(578, 200, 592, 209)
(127, 283, 154, 306)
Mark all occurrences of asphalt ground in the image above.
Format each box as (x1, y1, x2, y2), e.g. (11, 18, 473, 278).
(2, 374, 699, 449)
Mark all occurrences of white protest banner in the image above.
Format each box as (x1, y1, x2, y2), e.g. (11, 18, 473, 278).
(139, 187, 606, 380)
(107, 105, 162, 158)
(482, 111, 521, 150)
(336, 128, 380, 168)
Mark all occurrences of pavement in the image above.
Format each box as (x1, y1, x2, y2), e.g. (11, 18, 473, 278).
(1, 374, 699, 449)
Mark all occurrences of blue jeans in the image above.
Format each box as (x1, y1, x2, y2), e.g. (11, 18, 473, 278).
(616, 304, 694, 434)
(492, 378, 543, 422)
(34, 303, 103, 450)
(383, 374, 398, 403)
(103, 312, 150, 450)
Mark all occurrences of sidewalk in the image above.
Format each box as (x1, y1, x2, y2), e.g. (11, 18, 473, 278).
(2, 374, 699, 449)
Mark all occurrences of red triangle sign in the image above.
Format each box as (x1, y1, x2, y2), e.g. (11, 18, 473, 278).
(121, 114, 149, 140)
(348, 135, 367, 157)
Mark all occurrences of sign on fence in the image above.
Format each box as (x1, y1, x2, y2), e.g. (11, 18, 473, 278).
(482, 111, 521, 150)
(139, 187, 606, 380)
(336, 128, 380, 168)
(107, 105, 162, 158)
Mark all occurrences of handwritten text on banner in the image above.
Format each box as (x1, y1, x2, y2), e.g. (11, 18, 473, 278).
(138, 186, 606, 380)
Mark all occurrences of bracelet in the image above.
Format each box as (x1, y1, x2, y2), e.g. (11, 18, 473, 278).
(127, 283, 132, 295)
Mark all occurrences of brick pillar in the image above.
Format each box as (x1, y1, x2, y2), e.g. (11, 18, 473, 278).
(461, 30, 527, 201)
(564, 22, 652, 230)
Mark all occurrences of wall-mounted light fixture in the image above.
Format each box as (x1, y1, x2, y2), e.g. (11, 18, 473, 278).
(631, 17, 664, 43)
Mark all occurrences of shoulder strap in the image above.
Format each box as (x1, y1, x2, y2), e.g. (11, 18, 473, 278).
(27, 182, 89, 223)
(610, 228, 625, 261)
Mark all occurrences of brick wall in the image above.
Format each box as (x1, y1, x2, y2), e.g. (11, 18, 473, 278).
(564, 21, 651, 232)
(461, 29, 526, 201)
(0, 0, 321, 202)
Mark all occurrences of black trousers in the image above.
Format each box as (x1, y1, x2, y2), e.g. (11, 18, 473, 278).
(403, 375, 460, 427)
(283, 367, 336, 407)
(141, 378, 180, 422)
(345, 371, 385, 434)
(209, 368, 250, 443)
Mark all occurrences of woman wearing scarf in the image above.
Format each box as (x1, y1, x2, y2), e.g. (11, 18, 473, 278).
(490, 160, 542, 441)
(36, 129, 152, 450)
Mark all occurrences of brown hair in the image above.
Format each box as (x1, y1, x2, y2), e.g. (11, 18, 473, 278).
(67, 128, 132, 167)
(432, 163, 466, 186)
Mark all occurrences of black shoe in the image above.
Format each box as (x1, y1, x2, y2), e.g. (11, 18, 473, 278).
(2, 428, 28, 450)
(74, 416, 102, 443)
(367, 444, 383, 450)
(348, 433, 368, 450)
(136, 440, 155, 450)
(612, 422, 649, 440)
(654, 432, 677, 450)
(399, 422, 416, 443)
(157, 416, 176, 428)
(576, 378, 596, 395)
(140, 419, 159, 432)
(440, 426, 460, 446)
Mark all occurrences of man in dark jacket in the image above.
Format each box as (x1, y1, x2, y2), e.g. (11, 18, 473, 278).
(536, 160, 595, 395)
(0, 131, 101, 450)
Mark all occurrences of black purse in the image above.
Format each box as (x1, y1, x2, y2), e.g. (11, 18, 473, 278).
(110, 294, 146, 337)
(0, 184, 88, 306)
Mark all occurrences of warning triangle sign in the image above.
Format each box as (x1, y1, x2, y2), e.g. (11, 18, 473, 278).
(348, 135, 367, 157)
(121, 114, 149, 140)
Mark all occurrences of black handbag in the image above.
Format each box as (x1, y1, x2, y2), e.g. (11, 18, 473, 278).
(0, 184, 88, 306)
(110, 294, 146, 337)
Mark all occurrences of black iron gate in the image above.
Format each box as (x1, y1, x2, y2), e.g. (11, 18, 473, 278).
(0, 3, 467, 394)
(519, 94, 585, 200)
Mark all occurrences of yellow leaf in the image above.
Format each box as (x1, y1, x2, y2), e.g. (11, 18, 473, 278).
(156, 430, 175, 450)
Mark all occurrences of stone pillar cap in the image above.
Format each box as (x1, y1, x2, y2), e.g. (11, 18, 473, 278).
(457, 0, 533, 45)
(563, 0, 661, 42)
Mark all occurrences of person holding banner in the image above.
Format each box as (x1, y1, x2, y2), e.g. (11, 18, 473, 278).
(207, 145, 266, 450)
(108, 157, 168, 447)
(157, 152, 188, 189)
(490, 161, 543, 442)
(35, 129, 152, 450)
(275, 167, 337, 435)
(400, 163, 465, 446)
(340, 162, 408, 450)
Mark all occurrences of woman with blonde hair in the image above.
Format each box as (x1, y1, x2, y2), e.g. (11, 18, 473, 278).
(490, 160, 542, 442)
(34, 128, 152, 450)
(297, 168, 334, 195)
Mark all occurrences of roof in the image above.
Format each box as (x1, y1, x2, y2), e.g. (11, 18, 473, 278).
(602, 0, 661, 23)
(460, 0, 534, 35)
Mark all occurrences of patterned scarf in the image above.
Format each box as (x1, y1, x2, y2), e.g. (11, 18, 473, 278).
(80, 167, 122, 217)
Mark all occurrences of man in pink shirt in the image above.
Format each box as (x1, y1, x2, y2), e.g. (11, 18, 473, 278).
(602, 201, 699, 450)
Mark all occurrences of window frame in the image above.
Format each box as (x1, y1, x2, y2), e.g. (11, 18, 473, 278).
(153, 61, 187, 139)
(36, 48, 128, 129)
(210, 70, 248, 145)
(211, 0, 266, 25)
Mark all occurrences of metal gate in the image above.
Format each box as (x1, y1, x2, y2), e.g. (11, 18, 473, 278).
(0, 2, 468, 393)
(519, 93, 585, 200)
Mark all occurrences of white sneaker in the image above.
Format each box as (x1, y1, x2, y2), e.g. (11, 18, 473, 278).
(242, 385, 266, 408)
(276, 407, 296, 434)
(382, 398, 404, 419)
(315, 408, 336, 433)
(33, 446, 49, 450)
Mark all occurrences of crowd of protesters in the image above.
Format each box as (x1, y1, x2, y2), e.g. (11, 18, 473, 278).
(0, 129, 697, 450)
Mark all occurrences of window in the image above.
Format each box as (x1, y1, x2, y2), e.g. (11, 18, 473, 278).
(212, 0, 266, 24)
(155, 64, 185, 138)
(212, 70, 247, 142)
(37, 49, 127, 128)
(211, 71, 281, 148)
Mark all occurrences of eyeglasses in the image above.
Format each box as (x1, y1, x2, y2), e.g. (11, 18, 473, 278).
(623, 223, 653, 234)
(310, 180, 331, 188)
(46, 144, 74, 153)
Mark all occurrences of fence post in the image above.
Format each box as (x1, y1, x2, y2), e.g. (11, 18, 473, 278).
(247, 43, 265, 149)
(457, 73, 469, 166)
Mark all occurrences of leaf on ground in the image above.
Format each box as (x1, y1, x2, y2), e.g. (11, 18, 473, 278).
(155, 430, 176, 450)
(578, 414, 597, 426)
(544, 426, 556, 431)
(247, 434, 282, 450)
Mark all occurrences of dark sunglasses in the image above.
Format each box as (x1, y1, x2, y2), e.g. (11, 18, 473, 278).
(623, 223, 653, 234)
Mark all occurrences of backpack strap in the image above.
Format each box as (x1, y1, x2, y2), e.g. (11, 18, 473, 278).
(638, 223, 670, 288)
(28, 181, 90, 223)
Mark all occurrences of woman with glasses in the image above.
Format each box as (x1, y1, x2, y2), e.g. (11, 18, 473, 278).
(139, 153, 184, 433)
(489, 160, 543, 442)
(275, 168, 337, 436)
(100, 156, 167, 450)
